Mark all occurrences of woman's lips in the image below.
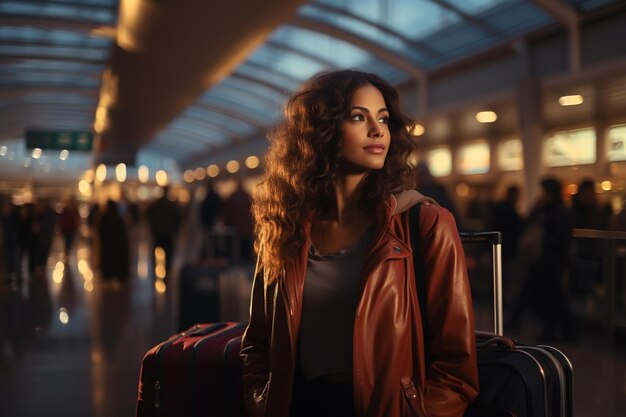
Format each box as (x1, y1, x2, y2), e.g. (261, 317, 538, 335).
(363, 143, 386, 154)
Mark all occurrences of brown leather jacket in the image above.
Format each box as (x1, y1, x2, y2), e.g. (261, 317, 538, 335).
(241, 190, 479, 417)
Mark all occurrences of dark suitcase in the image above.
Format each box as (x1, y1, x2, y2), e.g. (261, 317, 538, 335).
(459, 232, 573, 417)
(135, 322, 247, 417)
(178, 261, 228, 331)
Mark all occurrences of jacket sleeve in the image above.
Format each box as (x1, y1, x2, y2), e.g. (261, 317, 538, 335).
(240, 267, 272, 417)
(418, 204, 479, 417)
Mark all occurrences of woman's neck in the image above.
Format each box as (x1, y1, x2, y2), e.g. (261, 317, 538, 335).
(327, 172, 367, 224)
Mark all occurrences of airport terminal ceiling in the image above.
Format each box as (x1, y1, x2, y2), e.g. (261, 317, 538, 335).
(1, 0, 626, 188)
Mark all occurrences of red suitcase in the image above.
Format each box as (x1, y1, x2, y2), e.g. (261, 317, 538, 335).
(136, 322, 247, 417)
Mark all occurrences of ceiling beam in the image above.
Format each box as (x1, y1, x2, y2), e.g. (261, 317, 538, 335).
(531, 0, 580, 73)
(94, 0, 309, 165)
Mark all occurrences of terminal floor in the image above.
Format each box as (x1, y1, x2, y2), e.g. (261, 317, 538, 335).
(0, 228, 625, 417)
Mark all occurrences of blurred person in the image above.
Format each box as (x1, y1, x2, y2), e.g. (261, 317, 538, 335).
(492, 185, 525, 304)
(492, 185, 524, 260)
(571, 178, 611, 230)
(241, 70, 478, 417)
(58, 197, 80, 258)
(223, 179, 253, 261)
(146, 186, 181, 274)
(13, 204, 31, 286)
(1, 196, 19, 284)
(200, 179, 223, 258)
(97, 200, 130, 283)
(509, 177, 577, 342)
(35, 198, 56, 262)
(414, 161, 458, 220)
(611, 203, 626, 231)
(570, 178, 611, 297)
(26, 202, 49, 281)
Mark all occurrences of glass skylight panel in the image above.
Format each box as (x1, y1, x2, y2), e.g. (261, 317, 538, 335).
(1, 72, 100, 88)
(164, 121, 229, 145)
(0, 27, 110, 48)
(3, 59, 103, 73)
(179, 108, 256, 137)
(207, 85, 283, 119)
(247, 46, 326, 82)
(478, 1, 552, 38)
(446, 0, 508, 14)
(311, 0, 459, 39)
(566, 0, 618, 11)
(271, 26, 409, 83)
(199, 92, 275, 126)
(1, 1, 116, 24)
(19, 93, 96, 106)
(235, 64, 300, 93)
(0, 45, 108, 61)
(219, 78, 287, 105)
(420, 0, 552, 67)
(272, 26, 370, 68)
(298, 3, 425, 61)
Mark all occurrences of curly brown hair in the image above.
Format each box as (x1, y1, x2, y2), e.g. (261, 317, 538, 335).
(252, 70, 417, 283)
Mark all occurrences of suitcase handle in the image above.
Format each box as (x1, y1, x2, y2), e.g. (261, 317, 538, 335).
(460, 232, 503, 336)
(478, 336, 516, 354)
(459, 232, 502, 245)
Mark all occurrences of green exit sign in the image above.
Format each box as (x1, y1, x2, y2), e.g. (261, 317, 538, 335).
(25, 130, 94, 151)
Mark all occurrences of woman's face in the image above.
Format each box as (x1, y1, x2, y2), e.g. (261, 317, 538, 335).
(339, 83, 391, 172)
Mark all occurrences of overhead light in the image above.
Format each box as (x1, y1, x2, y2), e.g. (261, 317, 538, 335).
(138, 165, 149, 183)
(194, 167, 206, 181)
(411, 124, 425, 136)
(59, 149, 69, 160)
(78, 179, 91, 195)
(226, 160, 240, 173)
(31, 148, 42, 159)
(155, 169, 168, 186)
(0, 146, 7, 156)
(207, 164, 220, 178)
(96, 163, 107, 182)
(183, 170, 195, 183)
(559, 95, 583, 106)
(245, 156, 260, 169)
(476, 111, 497, 123)
(601, 180, 612, 191)
(116, 163, 127, 182)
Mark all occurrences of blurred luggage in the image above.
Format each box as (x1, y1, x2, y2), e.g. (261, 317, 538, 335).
(206, 225, 240, 262)
(135, 322, 247, 417)
(178, 262, 225, 330)
(178, 262, 253, 331)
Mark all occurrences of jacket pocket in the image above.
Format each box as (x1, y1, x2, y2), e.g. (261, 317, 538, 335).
(401, 377, 427, 417)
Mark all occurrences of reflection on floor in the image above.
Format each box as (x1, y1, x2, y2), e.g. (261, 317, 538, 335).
(0, 227, 625, 417)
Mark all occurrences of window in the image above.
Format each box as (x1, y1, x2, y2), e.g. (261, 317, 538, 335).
(498, 138, 523, 171)
(426, 147, 452, 177)
(607, 124, 626, 162)
(458, 141, 490, 174)
(544, 127, 596, 167)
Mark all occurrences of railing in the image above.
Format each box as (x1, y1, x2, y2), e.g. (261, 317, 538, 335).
(571, 228, 626, 342)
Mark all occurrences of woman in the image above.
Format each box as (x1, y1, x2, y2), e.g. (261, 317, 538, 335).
(241, 70, 478, 417)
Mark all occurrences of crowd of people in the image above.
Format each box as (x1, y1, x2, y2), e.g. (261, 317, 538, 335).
(0, 169, 624, 346)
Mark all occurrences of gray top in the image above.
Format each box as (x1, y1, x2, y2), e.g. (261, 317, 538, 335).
(297, 227, 374, 381)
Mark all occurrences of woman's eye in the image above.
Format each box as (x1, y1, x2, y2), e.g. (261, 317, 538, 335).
(351, 114, 365, 121)
(378, 116, 389, 124)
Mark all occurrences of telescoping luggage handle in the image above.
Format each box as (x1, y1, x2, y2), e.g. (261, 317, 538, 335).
(459, 231, 503, 337)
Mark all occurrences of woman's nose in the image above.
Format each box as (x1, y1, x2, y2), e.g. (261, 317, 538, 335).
(369, 121, 383, 138)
